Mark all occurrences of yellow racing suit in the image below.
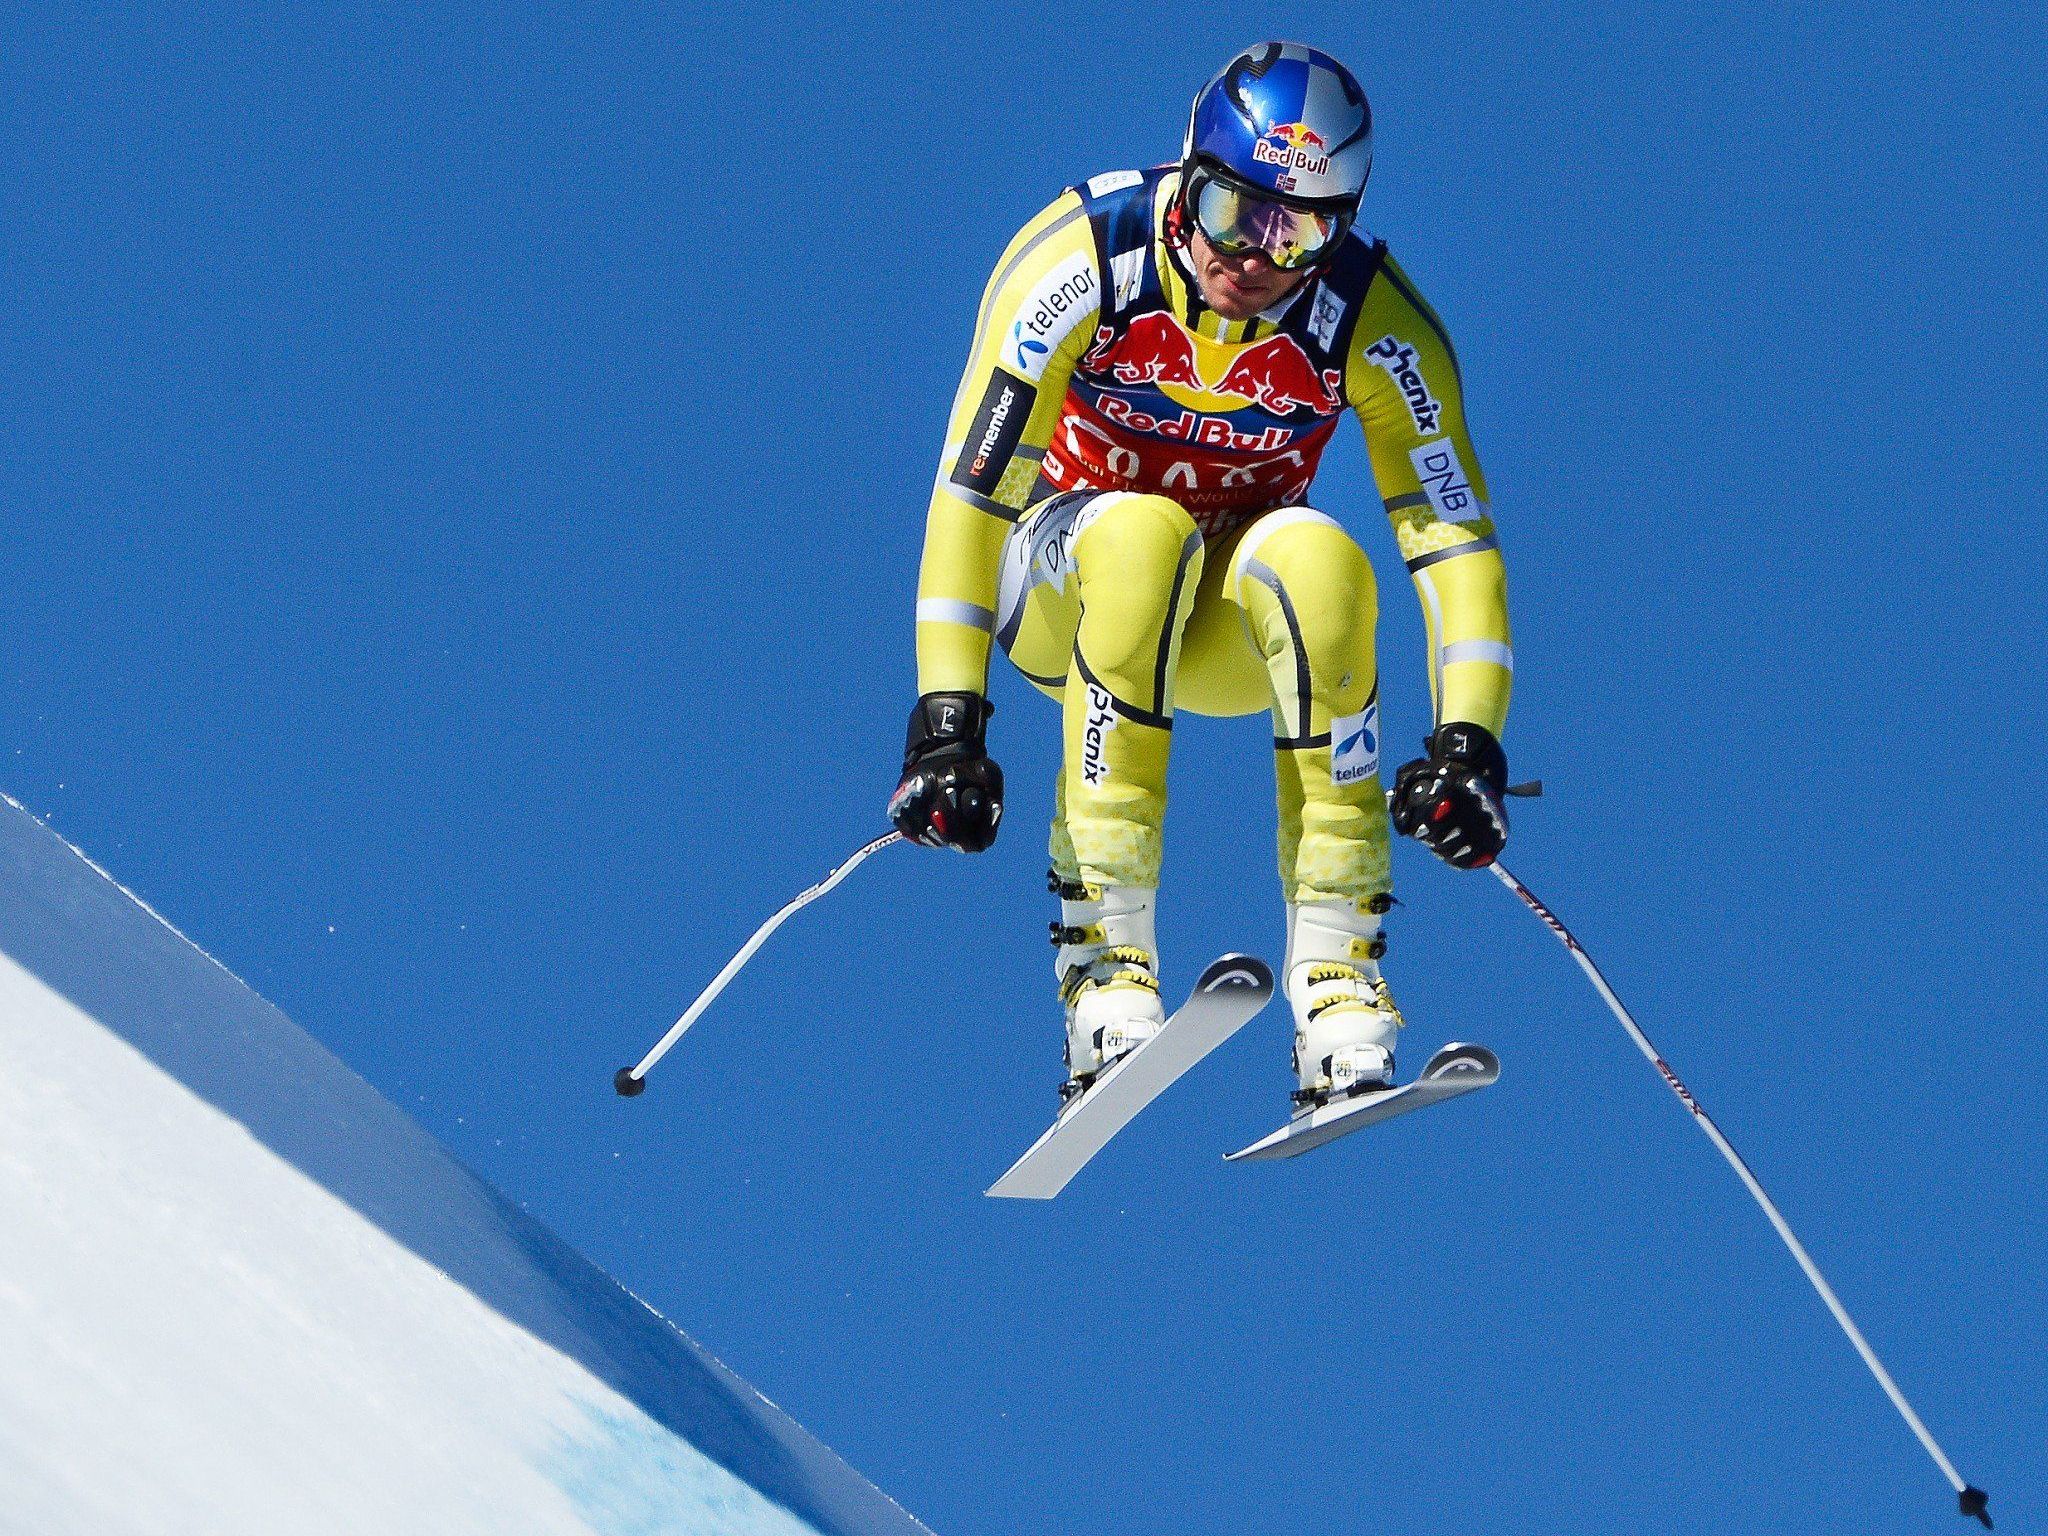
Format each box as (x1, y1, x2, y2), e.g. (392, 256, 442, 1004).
(914, 166, 1511, 903)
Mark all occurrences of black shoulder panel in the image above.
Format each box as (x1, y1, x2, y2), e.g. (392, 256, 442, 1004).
(1301, 234, 1387, 368)
(1075, 167, 1173, 322)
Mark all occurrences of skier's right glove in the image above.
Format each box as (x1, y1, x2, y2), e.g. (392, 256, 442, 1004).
(888, 692, 1003, 852)
(1390, 722, 1510, 869)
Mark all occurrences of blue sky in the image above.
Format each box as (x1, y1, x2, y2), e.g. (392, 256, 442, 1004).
(4, 3, 2043, 1532)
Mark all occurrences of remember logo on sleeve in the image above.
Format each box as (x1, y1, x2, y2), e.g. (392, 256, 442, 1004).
(1407, 439, 1478, 519)
(952, 368, 1038, 496)
(1331, 699, 1380, 786)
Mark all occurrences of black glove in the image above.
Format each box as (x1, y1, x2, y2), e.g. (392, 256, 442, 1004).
(1390, 722, 1509, 869)
(887, 692, 1004, 852)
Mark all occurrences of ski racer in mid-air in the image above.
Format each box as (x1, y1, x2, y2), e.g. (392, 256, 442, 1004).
(889, 41, 1514, 1110)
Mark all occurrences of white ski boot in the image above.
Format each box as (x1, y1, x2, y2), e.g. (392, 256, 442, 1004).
(1049, 873, 1165, 1101)
(1286, 895, 1403, 1109)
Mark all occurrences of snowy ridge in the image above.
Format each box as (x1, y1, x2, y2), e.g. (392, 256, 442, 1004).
(0, 795, 935, 1536)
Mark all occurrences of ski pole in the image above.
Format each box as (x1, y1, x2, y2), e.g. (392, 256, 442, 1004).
(614, 829, 904, 1096)
(1487, 858, 1989, 1527)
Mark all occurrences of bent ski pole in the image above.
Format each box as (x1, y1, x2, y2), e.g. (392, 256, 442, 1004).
(615, 830, 904, 1096)
(1488, 858, 1989, 1527)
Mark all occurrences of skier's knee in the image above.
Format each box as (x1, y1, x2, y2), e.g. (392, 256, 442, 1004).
(1243, 517, 1377, 664)
(1253, 517, 1375, 610)
(1073, 494, 1201, 591)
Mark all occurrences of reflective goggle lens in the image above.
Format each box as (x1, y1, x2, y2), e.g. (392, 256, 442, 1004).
(1189, 170, 1342, 270)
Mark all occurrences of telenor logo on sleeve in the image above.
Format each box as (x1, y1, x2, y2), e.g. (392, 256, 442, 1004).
(1331, 699, 1380, 786)
(1008, 251, 1097, 380)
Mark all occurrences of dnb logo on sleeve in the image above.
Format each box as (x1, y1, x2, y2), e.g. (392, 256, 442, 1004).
(1408, 438, 1478, 519)
(1331, 700, 1380, 786)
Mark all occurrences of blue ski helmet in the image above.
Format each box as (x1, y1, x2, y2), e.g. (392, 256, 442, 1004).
(1182, 42, 1373, 216)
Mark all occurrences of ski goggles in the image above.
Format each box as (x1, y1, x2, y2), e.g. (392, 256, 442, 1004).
(1184, 164, 1348, 271)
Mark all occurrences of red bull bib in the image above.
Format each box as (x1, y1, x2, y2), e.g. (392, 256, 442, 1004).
(1038, 167, 1385, 538)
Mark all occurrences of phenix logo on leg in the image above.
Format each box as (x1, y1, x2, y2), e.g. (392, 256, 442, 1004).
(1080, 684, 1118, 786)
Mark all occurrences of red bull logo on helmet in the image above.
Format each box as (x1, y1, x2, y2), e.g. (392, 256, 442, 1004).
(1252, 121, 1331, 178)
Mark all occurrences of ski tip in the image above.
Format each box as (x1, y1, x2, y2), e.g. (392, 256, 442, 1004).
(1959, 1486, 1990, 1527)
(1196, 952, 1274, 995)
(613, 1067, 646, 1098)
(1425, 1042, 1501, 1085)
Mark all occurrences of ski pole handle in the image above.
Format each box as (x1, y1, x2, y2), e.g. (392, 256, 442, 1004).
(615, 829, 904, 1095)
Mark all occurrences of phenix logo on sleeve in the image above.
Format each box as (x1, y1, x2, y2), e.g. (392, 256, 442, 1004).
(1364, 335, 1442, 437)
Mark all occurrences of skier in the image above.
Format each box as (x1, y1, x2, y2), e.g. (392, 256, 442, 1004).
(889, 42, 1513, 1110)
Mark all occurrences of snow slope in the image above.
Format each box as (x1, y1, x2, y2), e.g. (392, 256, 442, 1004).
(0, 795, 935, 1536)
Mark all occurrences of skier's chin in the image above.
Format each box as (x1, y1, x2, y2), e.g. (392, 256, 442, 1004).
(1198, 260, 1300, 320)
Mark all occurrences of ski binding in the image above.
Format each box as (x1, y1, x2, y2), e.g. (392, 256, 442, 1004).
(1225, 1041, 1499, 1162)
(987, 953, 1273, 1200)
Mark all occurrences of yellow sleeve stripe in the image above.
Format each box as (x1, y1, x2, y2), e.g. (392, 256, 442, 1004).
(1411, 549, 1511, 737)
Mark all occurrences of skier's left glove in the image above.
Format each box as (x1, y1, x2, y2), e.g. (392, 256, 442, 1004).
(888, 692, 1003, 852)
(1390, 722, 1509, 869)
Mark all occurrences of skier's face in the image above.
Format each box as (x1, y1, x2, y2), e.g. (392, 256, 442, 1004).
(1186, 226, 1309, 320)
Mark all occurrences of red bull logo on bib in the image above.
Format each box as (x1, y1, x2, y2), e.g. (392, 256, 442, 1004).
(1043, 310, 1348, 527)
(1081, 314, 1344, 419)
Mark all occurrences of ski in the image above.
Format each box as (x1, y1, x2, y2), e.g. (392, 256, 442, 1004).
(987, 954, 1274, 1200)
(1225, 1042, 1499, 1162)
